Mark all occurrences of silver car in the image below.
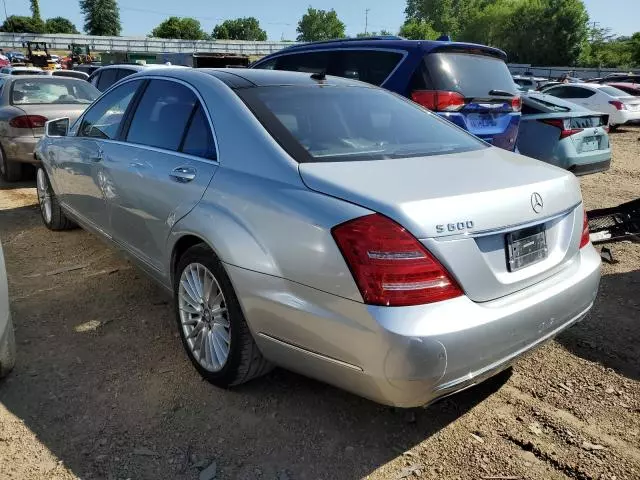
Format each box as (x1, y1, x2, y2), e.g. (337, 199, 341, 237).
(0, 240, 15, 378)
(0, 75, 100, 181)
(518, 92, 611, 175)
(34, 69, 601, 407)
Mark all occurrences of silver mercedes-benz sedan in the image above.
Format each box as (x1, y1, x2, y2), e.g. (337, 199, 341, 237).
(34, 68, 601, 407)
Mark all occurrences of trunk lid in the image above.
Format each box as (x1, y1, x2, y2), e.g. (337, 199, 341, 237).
(17, 104, 88, 137)
(300, 147, 584, 302)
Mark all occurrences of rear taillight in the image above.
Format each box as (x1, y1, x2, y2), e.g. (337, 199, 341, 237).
(9, 115, 48, 129)
(332, 214, 463, 306)
(511, 96, 522, 112)
(539, 118, 583, 139)
(411, 90, 465, 112)
(609, 100, 626, 110)
(580, 209, 590, 249)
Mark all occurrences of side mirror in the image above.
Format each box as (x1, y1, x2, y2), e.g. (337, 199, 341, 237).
(45, 118, 70, 137)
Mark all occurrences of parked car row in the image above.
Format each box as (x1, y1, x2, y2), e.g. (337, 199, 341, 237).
(1, 39, 603, 408)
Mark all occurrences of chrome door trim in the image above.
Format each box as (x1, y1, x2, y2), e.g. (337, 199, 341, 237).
(74, 75, 221, 164)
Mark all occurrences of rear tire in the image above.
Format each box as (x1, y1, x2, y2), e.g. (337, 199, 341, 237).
(36, 168, 76, 231)
(174, 243, 273, 387)
(0, 318, 16, 379)
(0, 147, 22, 182)
(609, 124, 619, 132)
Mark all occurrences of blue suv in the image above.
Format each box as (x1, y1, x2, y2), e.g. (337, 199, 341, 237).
(251, 37, 521, 151)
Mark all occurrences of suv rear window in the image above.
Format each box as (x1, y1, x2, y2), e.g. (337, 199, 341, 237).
(239, 85, 486, 163)
(415, 52, 517, 98)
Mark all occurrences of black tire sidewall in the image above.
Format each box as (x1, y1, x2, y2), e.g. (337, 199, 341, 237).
(174, 244, 247, 387)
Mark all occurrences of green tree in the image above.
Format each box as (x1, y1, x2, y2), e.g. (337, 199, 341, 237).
(399, 19, 438, 40)
(45, 17, 80, 34)
(404, 0, 473, 37)
(211, 17, 267, 41)
(30, 0, 42, 22)
(79, 0, 121, 36)
(151, 17, 207, 40)
(0, 15, 44, 33)
(631, 32, 640, 66)
(356, 29, 394, 38)
(296, 7, 346, 42)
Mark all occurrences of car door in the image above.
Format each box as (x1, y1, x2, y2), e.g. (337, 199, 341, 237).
(105, 79, 218, 275)
(53, 79, 143, 235)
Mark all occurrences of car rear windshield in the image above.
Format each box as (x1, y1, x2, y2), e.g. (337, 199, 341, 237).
(238, 85, 487, 163)
(599, 86, 632, 97)
(523, 94, 572, 113)
(11, 78, 99, 105)
(418, 52, 517, 98)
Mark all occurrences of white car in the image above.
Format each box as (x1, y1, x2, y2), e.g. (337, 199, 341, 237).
(541, 83, 640, 129)
(0, 240, 15, 378)
(50, 54, 62, 69)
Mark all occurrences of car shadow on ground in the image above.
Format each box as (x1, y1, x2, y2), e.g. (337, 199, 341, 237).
(557, 268, 640, 382)
(0, 203, 511, 480)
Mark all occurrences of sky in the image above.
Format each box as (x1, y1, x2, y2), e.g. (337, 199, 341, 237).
(2, 0, 639, 40)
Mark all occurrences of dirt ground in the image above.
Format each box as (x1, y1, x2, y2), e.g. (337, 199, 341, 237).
(0, 127, 639, 480)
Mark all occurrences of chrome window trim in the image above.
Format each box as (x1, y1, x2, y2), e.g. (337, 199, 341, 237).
(253, 47, 409, 87)
(75, 75, 220, 163)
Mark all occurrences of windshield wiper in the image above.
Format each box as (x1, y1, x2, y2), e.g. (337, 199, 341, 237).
(489, 89, 514, 97)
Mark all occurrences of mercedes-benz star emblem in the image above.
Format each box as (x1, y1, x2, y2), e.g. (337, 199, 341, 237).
(531, 192, 544, 214)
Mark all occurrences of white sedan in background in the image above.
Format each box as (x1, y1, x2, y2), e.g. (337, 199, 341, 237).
(541, 83, 640, 129)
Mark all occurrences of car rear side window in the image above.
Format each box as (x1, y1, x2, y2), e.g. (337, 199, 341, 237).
(126, 80, 197, 151)
(420, 52, 516, 98)
(239, 85, 486, 163)
(275, 51, 330, 74)
(180, 104, 216, 160)
(97, 69, 117, 91)
(334, 50, 403, 86)
(599, 86, 630, 97)
(79, 80, 142, 139)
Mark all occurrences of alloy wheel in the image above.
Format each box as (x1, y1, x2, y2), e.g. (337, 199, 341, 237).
(178, 263, 231, 372)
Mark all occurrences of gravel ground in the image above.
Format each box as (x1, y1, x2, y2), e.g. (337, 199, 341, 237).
(0, 127, 639, 480)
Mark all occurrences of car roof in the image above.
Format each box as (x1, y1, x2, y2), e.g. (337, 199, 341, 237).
(258, 38, 507, 61)
(130, 67, 369, 89)
(202, 68, 366, 88)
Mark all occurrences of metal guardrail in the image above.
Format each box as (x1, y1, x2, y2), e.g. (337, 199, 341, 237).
(0, 32, 291, 55)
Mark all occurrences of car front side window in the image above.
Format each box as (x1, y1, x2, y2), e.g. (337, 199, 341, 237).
(79, 80, 142, 140)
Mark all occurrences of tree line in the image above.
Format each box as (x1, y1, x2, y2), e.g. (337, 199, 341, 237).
(1, 1, 638, 68)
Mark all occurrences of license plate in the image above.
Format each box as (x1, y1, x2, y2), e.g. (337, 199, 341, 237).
(581, 136, 599, 152)
(468, 114, 497, 129)
(628, 104, 639, 111)
(506, 226, 548, 272)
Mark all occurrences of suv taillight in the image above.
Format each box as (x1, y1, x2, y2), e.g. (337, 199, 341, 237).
(332, 214, 463, 306)
(580, 209, 590, 249)
(9, 115, 48, 129)
(539, 118, 583, 139)
(411, 90, 465, 112)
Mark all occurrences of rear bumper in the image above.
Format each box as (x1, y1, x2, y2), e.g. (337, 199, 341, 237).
(228, 245, 601, 407)
(612, 110, 640, 125)
(1, 135, 40, 164)
(569, 158, 611, 176)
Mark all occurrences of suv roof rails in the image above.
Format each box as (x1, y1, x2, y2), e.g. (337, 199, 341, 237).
(281, 35, 404, 51)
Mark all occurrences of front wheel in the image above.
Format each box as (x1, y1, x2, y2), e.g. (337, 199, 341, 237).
(36, 168, 76, 231)
(174, 244, 273, 387)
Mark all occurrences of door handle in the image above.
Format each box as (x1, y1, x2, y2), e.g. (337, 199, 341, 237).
(170, 166, 197, 183)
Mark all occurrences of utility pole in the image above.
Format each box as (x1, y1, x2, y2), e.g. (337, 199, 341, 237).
(365, 8, 370, 35)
